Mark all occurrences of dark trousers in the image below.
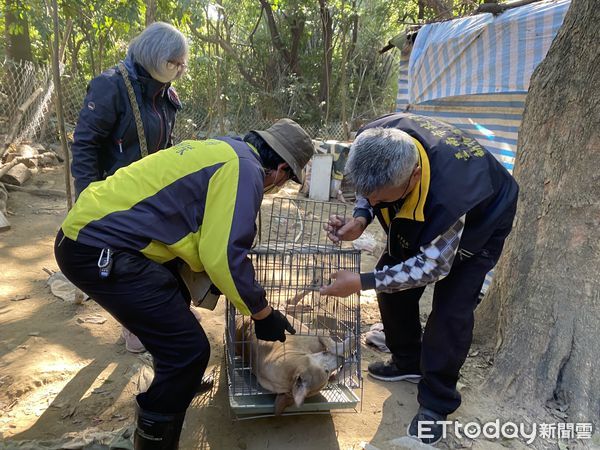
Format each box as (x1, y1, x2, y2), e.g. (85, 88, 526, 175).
(377, 233, 510, 415)
(54, 230, 210, 415)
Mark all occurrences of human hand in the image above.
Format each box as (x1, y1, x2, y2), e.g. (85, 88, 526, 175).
(323, 215, 367, 243)
(320, 270, 362, 297)
(253, 308, 296, 342)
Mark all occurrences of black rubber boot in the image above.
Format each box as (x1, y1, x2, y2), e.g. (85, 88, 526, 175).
(134, 402, 186, 450)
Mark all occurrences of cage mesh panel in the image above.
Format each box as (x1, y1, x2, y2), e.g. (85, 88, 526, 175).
(226, 198, 362, 412)
(256, 197, 356, 250)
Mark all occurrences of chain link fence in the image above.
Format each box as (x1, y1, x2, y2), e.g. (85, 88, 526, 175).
(0, 59, 54, 150)
(0, 59, 351, 158)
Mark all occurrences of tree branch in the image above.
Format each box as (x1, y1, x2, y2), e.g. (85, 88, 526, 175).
(258, 0, 292, 67)
(189, 27, 264, 90)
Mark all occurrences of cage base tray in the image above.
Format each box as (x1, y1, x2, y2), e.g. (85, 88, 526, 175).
(229, 383, 360, 417)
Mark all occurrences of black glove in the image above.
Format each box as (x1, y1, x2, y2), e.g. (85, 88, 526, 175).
(253, 309, 296, 342)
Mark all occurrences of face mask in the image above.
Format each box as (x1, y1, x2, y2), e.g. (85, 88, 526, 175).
(264, 167, 284, 195)
(264, 184, 282, 195)
(376, 201, 401, 210)
(148, 62, 179, 83)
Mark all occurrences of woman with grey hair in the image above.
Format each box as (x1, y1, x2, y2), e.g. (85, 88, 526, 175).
(70, 22, 188, 354)
(71, 21, 188, 197)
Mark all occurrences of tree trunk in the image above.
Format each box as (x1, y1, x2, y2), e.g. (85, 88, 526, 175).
(477, 0, 600, 427)
(4, 0, 33, 62)
(259, 0, 292, 71)
(145, 0, 157, 26)
(418, 0, 425, 20)
(86, 32, 96, 76)
(51, 0, 74, 209)
(318, 0, 333, 123)
(287, 14, 305, 77)
(421, 0, 453, 19)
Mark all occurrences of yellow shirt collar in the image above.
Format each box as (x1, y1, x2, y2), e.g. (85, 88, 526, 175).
(380, 138, 430, 225)
(397, 137, 430, 222)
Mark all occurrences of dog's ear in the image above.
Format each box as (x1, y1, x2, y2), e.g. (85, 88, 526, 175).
(274, 393, 294, 415)
(318, 335, 350, 357)
(292, 375, 308, 407)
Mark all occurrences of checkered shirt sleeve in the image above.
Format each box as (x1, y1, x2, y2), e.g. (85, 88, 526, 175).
(352, 195, 374, 224)
(373, 215, 465, 292)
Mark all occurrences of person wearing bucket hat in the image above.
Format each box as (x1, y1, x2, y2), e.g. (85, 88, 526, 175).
(251, 118, 314, 184)
(53, 118, 314, 449)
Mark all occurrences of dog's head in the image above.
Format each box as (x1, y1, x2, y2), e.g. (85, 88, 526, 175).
(273, 335, 350, 415)
(274, 355, 331, 415)
(291, 356, 332, 407)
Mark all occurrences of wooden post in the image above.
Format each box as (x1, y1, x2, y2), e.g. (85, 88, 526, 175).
(38, 19, 72, 142)
(50, 0, 73, 210)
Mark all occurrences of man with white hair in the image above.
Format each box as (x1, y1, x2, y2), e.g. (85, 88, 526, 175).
(321, 112, 518, 445)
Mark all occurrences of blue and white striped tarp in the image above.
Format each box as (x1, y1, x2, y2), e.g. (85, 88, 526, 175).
(396, 53, 410, 111)
(395, 0, 570, 293)
(406, 93, 526, 172)
(408, 0, 570, 104)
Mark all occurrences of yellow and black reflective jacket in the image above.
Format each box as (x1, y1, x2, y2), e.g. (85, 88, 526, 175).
(61, 137, 267, 315)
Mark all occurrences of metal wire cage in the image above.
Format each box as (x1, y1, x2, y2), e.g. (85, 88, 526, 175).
(225, 197, 363, 417)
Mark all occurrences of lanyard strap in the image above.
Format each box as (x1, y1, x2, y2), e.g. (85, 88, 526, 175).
(117, 62, 148, 158)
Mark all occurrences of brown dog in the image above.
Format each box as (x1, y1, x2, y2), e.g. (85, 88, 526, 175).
(236, 317, 347, 415)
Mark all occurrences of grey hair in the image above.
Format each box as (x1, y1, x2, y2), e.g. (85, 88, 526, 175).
(128, 22, 188, 74)
(346, 127, 418, 195)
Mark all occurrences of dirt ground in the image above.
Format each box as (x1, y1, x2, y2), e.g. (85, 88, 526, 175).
(0, 166, 537, 450)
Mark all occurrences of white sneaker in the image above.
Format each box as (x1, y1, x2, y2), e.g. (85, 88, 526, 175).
(121, 327, 146, 353)
(190, 306, 202, 322)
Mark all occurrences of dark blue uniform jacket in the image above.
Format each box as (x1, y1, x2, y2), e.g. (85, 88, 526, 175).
(356, 113, 519, 261)
(71, 54, 182, 196)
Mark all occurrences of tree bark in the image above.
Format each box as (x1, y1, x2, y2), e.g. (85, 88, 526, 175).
(259, 0, 292, 68)
(422, 0, 453, 20)
(4, 0, 34, 62)
(5, 183, 66, 198)
(318, 0, 333, 122)
(145, 0, 157, 26)
(287, 14, 305, 76)
(477, 0, 600, 427)
(51, 0, 73, 209)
